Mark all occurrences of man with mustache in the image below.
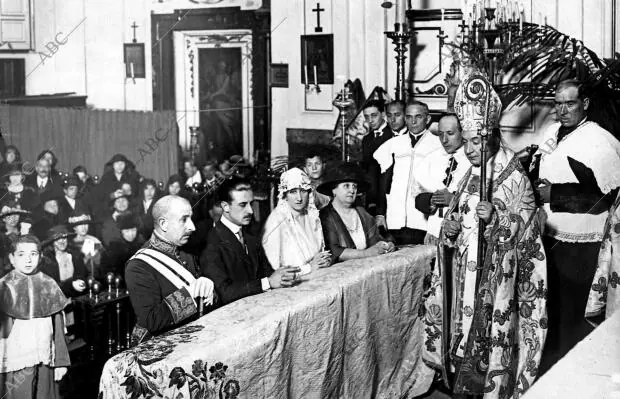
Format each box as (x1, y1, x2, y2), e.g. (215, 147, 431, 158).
(201, 176, 300, 305)
(125, 195, 215, 345)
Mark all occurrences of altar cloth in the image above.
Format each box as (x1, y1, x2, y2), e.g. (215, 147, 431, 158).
(99, 245, 436, 399)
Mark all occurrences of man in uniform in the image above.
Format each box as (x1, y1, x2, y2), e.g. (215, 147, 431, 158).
(125, 195, 215, 345)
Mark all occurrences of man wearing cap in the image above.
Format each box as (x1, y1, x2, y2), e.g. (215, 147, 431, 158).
(421, 73, 547, 398)
(374, 101, 443, 245)
(125, 195, 215, 344)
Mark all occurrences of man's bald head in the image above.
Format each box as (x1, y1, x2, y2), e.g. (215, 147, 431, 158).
(152, 195, 195, 245)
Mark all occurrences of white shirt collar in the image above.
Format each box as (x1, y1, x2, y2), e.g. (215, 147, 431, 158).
(186, 170, 202, 186)
(220, 215, 242, 235)
(393, 126, 407, 136)
(65, 196, 76, 207)
(373, 121, 388, 135)
(37, 176, 48, 184)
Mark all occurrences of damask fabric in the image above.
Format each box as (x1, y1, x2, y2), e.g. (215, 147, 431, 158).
(586, 191, 620, 323)
(422, 148, 548, 398)
(99, 246, 436, 399)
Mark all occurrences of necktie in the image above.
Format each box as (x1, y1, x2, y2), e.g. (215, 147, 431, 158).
(236, 231, 248, 254)
(443, 156, 458, 187)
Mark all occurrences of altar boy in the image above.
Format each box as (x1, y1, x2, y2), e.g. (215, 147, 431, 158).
(0, 235, 71, 399)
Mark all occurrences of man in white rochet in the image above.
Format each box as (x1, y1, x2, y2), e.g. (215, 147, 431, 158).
(374, 100, 443, 245)
(125, 195, 215, 346)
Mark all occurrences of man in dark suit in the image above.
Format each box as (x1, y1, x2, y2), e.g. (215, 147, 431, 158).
(361, 100, 393, 214)
(125, 195, 215, 345)
(24, 157, 62, 198)
(201, 177, 299, 305)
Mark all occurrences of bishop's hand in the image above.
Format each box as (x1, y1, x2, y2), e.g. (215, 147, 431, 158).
(476, 201, 495, 223)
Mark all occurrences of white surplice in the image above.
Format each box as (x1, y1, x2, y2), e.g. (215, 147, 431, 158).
(373, 130, 442, 230)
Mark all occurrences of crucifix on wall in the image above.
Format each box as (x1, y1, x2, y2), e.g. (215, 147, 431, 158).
(312, 2, 325, 33)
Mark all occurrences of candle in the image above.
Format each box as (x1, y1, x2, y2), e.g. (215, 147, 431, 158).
(508, 30, 511, 45)
(395, 0, 405, 25)
(313, 65, 318, 86)
(519, 10, 523, 34)
(304, 65, 308, 85)
(130, 62, 135, 79)
(441, 8, 445, 24)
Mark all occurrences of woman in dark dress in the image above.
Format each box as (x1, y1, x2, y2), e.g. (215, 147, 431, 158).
(0, 145, 22, 180)
(135, 178, 160, 240)
(318, 163, 395, 264)
(40, 225, 89, 297)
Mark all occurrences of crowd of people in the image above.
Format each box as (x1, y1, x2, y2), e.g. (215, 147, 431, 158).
(1, 76, 619, 399)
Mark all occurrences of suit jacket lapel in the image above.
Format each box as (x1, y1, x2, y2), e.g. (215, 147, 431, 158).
(215, 222, 255, 275)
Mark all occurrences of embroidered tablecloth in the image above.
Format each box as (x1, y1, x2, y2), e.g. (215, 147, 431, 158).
(98, 245, 436, 399)
(523, 309, 620, 399)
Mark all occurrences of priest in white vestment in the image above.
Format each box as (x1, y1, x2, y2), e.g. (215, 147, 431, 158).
(374, 101, 442, 245)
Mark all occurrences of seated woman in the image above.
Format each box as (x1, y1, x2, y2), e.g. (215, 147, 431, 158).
(318, 163, 395, 264)
(0, 165, 38, 212)
(135, 178, 160, 239)
(0, 145, 22, 180)
(67, 211, 104, 278)
(262, 168, 331, 275)
(40, 225, 88, 297)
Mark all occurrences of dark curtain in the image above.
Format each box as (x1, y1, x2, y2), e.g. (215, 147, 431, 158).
(0, 105, 178, 183)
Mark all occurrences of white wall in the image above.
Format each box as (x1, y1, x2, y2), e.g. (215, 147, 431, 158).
(270, 0, 399, 159)
(0, 0, 152, 111)
(271, 0, 615, 157)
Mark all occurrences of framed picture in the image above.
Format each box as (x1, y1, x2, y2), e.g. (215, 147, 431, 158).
(123, 43, 146, 78)
(270, 63, 289, 88)
(300, 34, 333, 85)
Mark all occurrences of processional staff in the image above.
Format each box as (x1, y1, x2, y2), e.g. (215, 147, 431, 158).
(460, 73, 495, 270)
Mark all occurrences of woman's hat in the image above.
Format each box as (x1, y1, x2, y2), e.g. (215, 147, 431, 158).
(62, 176, 81, 189)
(108, 190, 132, 207)
(42, 225, 76, 247)
(116, 213, 138, 230)
(316, 162, 369, 196)
(278, 168, 312, 200)
(39, 189, 64, 205)
(0, 204, 31, 218)
(67, 212, 97, 228)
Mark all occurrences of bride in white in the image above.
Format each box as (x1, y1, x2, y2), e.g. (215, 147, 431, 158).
(262, 168, 331, 275)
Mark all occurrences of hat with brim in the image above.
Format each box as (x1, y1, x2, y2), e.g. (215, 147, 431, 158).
(316, 162, 370, 196)
(42, 225, 76, 247)
(66, 213, 98, 228)
(108, 192, 132, 207)
(116, 213, 138, 230)
(39, 189, 64, 205)
(62, 176, 81, 189)
(0, 205, 31, 218)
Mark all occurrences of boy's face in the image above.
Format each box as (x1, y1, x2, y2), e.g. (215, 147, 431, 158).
(9, 243, 40, 275)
